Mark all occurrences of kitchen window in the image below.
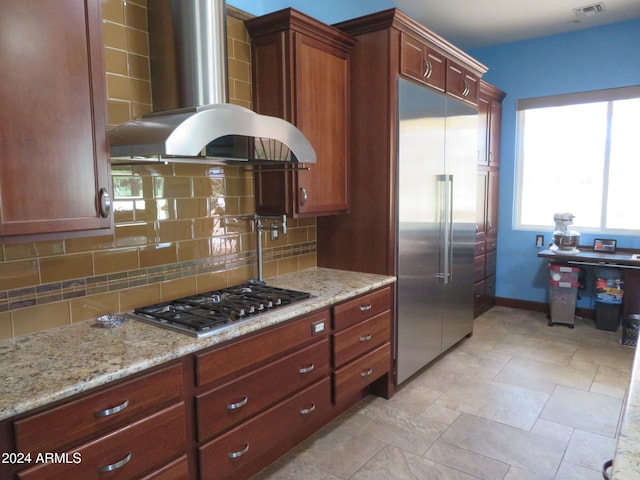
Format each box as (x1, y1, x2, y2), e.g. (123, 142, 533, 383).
(515, 85, 640, 232)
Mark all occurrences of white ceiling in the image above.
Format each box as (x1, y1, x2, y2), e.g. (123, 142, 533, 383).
(392, 0, 640, 49)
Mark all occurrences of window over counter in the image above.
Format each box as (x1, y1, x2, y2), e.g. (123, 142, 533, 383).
(515, 85, 640, 232)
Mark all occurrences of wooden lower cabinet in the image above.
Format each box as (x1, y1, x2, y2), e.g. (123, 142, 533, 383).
(17, 403, 186, 480)
(334, 343, 392, 404)
(4, 289, 396, 480)
(139, 455, 190, 480)
(198, 378, 331, 480)
(195, 338, 330, 442)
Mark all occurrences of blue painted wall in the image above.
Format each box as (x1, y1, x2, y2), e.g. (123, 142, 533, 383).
(227, 0, 393, 22)
(229, 0, 640, 307)
(469, 19, 640, 307)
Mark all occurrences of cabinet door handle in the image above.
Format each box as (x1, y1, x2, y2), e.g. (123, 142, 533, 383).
(359, 333, 373, 342)
(423, 59, 433, 78)
(94, 399, 129, 417)
(359, 304, 372, 312)
(298, 363, 315, 374)
(226, 396, 249, 410)
(228, 443, 250, 459)
(299, 403, 316, 415)
(360, 368, 373, 377)
(98, 187, 111, 218)
(462, 80, 470, 97)
(98, 452, 132, 473)
(299, 187, 308, 206)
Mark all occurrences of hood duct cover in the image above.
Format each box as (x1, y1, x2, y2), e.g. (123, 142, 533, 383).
(108, 0, 316, 164)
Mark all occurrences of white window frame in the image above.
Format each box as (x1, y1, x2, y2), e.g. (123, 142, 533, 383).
(514, 85, 640, 233)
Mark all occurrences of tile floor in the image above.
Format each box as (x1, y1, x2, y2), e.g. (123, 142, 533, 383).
(252, 306, 635, 479)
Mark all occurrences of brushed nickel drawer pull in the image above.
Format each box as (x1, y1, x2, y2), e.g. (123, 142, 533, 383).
(228, 443, 250, 459)
(226, 396, 249, 410)
(423, 59, 433, 78)
(94, 399, 129, 417)
(98, 452, 132, 473)
(299, 403, 316, 415)
(359, 304, 372, 312)
(298, 363, 315, 374)
(360, 368, 373, 377)
(359, 333, 373, 342)
(299, 187, 308, 206)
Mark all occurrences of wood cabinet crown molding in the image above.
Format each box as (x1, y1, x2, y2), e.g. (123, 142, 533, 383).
(334, 8, 488, 77)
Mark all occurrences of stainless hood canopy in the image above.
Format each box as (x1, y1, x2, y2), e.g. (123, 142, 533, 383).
(108, 0, 316, 165)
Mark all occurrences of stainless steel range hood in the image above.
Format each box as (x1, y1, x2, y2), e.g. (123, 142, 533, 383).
(108, 0, 316, 165)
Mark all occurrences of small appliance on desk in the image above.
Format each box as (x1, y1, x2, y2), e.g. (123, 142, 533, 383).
(550, 212, 580, 254)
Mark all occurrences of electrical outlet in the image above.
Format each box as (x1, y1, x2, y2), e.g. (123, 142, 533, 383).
(536, 235, 544, 247)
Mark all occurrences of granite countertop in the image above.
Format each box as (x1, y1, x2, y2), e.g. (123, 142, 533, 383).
(612, 344, 640, 479)
(0, 267, 396, 421)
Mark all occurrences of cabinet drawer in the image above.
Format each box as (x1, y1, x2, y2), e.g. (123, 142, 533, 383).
(139, 454, 189, 480)
(334, 343, 391, 404)
(333, 287, 392, 330)
(15, 362, 183, 455)
(17, 402, 186, 480)
(196, 338, 330, 441)
(474, 255, 486, 282)
(198, 377, 331, 480)
(486, 235, 497, 252)
(475, 240, 486, 256)
(333, 311, 391, 367)
(196, 309, 330, 387)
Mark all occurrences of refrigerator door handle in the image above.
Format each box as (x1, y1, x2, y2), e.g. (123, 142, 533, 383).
(437, 174, 454, 284)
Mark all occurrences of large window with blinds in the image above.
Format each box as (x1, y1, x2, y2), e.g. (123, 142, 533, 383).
(515, 86, 640, 232)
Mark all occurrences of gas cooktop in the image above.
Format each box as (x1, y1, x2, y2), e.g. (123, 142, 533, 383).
(128, 282, 311, 338)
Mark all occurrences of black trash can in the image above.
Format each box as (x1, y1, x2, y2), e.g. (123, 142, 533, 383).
(622, 313, 640, 347)
(595, 303, 622, 332)
(595, 268, 624, 332)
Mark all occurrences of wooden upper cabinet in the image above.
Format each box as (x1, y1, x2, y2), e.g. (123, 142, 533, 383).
(478, 81, 506, 167)
(446, 60, 479, 106)
(246, 9, 356, 217)
(0, 0, 112, 240)
(400, 32, 446, 91)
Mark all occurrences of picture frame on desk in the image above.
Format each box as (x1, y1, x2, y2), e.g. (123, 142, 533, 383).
(593, 238, 617, 253)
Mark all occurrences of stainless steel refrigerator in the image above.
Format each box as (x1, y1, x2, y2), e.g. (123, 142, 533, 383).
(396, 78, 478, 384)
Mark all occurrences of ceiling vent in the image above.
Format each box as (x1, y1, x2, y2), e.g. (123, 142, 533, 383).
(573, 2, 606, 17)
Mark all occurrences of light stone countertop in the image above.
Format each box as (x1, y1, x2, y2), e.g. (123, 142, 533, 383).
(0, 267, 395, 421)
(612, 343, 640, 479)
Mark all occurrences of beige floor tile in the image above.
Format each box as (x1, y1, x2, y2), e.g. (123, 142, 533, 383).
(492, 333, 579, 366)
(563, 428, 617, 471)
(249, 307, 633, 480)
(530, 418, 574, 443)
(295, 430, 386, 479)
(424, 440, 510, 480)
(441, 414, 566, 478)
(383, 381, 444, 416)
(503, 466, 553, 479)
(435, 376, 550, 430)
(539, 385, 623, 437)
(252, 457, 344, 480)
(498, 355, 596, 390)
(572, 339, 635, 372)
(590, 364, 632, 398)
(554, 461, 604, 480)
(350, 445, 479, 480)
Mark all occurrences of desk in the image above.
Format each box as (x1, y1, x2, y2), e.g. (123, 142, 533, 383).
(537, 248, 640, 269)
(537, 248, 640, 315)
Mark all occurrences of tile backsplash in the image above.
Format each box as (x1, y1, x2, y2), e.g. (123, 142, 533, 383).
(0, 1, 317, 339)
